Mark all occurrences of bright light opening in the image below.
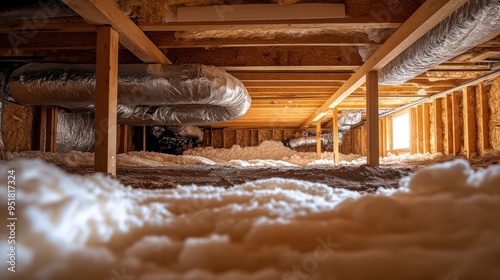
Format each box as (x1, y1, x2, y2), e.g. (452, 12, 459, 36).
(392, 112, 410, 150)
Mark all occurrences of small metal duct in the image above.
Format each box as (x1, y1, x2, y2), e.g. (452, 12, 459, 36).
(7, 63, 251, 125)
(379, 0, 500, 85)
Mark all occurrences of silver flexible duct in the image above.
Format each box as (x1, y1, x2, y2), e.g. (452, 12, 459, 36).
(379, 0, 500, 85)
(8, 63, 251, 125)
(56, 112, 94, 153)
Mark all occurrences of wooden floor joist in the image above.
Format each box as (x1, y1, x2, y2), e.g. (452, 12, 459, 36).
(366, 71, 379, 166)
(94, 26, 118, 176)
(300, 0, 469, 129)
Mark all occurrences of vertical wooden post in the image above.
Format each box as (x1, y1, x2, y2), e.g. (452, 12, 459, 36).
(316, 121, 321, 159)
(451, 91, 461, 156)
(423, 103, 431, 153)
(463, 86, 477, 159)
(478, 83, 489, 155)
(332, 109, 339, 165)
(118, 124, 128, 153)
(433, 99, 443, 153)
(46, 106, 58, 152)
(410, 107, 417, 154)
(416, 105, 423, 154)
(445, 94, 454, 155)
(39, 107, 47, 152)
(381, 117, 387, 157)
(94, 26, 118, 176)
(142, 126, 147, 151)
(360, 125, 366, 156)
(366, 71, 379, 166)
(386, 116, 393, 153)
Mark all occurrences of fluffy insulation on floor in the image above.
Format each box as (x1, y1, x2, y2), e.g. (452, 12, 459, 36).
(1, 159, 499, 280)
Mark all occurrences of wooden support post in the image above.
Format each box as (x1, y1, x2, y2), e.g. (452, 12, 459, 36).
(360, 125, 366, 156)
(316, 121, 321, 159)
(332, 108, 340, 165)
(423, 103, 431, 154)
(451, 91, 461, 156)
(445, 94, 454, 155)
(118, 124, 128, 153)
(379, 120, 383, 156)
(94, 26, 118, 176)
(463, 86, 477, 159)
(478, 83, 489, 155)
(416, 105, 423, 154)
(39, 107, 47, 152)
(142, 126, 147, 151)
(381, 117, 387, 157)
(433, 98, 443, 153)
(410, 108, 417, 154)
(46, 106, 59, 152)
(366, 71, 379, 166)
(386, 116, 393, 153)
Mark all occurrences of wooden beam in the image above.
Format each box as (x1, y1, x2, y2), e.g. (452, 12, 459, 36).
(451, 91, 461, 156)
(62, 0, 170, 63)
(423, 103, 431, 153)
(300, 0, 468, 129)
(478, 83, 489, 155)
(230, 73, 351, 82)
(366, 71, 379, 166)
(0, 32, 378, 50)
(94, 26, 118, 176)
(444, 94, 454, 155)
(463, 86, 477, 159)
(139, 17, 402, 31)
(416, 105, 424, 154)
(433, 98, 444, 153)
(39, 107, 47, 152)
(142, 126, 147, 151)
(316, 122, 322, 159)
(410, 108, 417, 154)
(332, 109, 340, 165)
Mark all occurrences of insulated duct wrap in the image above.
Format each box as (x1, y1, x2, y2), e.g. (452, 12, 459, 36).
(338, 110, 362, 144)
(7, 63, 251, 125)
(56, 112, 94, 153)
(286, 134, 332, 150)
(379, 0, 500, 85)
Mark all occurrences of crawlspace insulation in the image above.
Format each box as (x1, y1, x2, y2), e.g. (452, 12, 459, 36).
(1, 104, 34, 152)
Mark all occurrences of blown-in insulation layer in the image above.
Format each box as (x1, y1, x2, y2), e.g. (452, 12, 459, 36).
(7, 63, 251, 125)
(379, 0, 500, 85)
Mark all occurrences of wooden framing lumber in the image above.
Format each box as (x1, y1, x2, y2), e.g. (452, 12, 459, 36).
(410, 108, 417, 154)
(332, 109, 340, 165)
(46, 107, 59, 153)
(451, 91, 461, 156)
(316, 122, 322, 159)
(463, 86, 477, 158)
(360, 125, 367, 156)
(423, 103, 431, 153)
(381, 118, 387, 157)
(94, 26, 118, 176)
(366, 71, 379, 166)
(386, 116, 393, 153)
(445, 94, 454, 155)
(62, 0, 170, 63)
(433, 98, 444, 153)
(300, 0, 468, 129)
(118, 124, 128, 154)
(39, 107, 47, 152)
(416, 105, 424, 154)
(478, 83, 489, 155)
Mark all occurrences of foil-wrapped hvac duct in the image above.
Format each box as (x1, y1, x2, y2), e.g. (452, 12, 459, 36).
(7, 63, 251, 125)
(285, 110, 362, 150)
(57, 112, 94, 153)
(379, 0, 500, 85)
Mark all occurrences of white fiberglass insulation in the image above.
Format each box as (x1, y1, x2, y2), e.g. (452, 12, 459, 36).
(1, 158, 500, 279)
(6, 140, 450, 167)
